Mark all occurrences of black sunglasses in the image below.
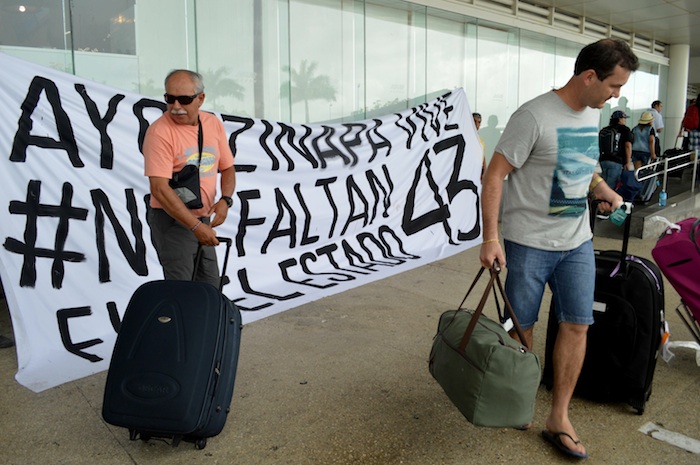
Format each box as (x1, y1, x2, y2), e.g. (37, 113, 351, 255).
(164, 93, 201, 105)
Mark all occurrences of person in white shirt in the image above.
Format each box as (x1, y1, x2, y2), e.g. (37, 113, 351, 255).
(649, 100, 664, 154)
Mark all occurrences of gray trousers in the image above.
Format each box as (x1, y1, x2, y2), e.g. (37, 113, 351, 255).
(147, 207, 220, 288)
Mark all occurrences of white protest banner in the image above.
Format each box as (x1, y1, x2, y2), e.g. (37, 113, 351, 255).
(0, 53, 483, 392)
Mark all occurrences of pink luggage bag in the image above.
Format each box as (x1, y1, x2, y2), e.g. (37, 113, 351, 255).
(651, 217, 700, 342)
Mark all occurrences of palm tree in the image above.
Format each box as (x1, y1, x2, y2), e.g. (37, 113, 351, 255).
(201, 67, 245, 111)
(132, 78, 161, 99)
(281, 60, 337, 123)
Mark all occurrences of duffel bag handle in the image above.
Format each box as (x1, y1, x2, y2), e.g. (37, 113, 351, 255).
(457, 264, 530, 353)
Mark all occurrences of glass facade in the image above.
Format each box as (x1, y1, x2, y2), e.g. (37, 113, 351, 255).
(0, 0, 668, 154)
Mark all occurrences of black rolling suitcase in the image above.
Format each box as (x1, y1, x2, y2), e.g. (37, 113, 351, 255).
(660, 147, 688, 178)
(542, 205, 665, 414)
(102, 238, 241, 449)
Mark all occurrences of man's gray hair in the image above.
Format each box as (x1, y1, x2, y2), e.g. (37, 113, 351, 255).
(164, 69, 205, 94)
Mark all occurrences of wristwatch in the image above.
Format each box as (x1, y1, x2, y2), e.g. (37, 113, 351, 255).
(221, 196, 233, 208)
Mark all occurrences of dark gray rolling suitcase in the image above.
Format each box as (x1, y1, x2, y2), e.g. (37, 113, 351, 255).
(542, 206, 665, 414)
(635, 160, 659, 204)
(102, 238, 241, 449)
(660, 147, 688, 178)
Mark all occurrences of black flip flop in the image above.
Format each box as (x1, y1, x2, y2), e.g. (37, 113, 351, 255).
(542, 430, 588, 459)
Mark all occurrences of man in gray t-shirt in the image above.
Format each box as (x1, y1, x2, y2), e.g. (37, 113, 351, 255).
(480, 39, 638, 459)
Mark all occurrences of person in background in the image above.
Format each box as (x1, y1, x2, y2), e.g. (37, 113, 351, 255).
(680, 95, 700, 153)
(144, 69, 236, 288)
(596, 110, 633, 219)
(680, 96, 700, 187)
(480, 38, 637, 459)
(649, 100, 664, 156)
(631, 112, 657, 169)
(473, 112, 486, 179)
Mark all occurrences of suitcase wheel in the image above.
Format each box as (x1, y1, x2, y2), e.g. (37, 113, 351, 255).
(194, 438, 207, 450)
(629, 396, 646, 415)
(128, 429, 151, 442)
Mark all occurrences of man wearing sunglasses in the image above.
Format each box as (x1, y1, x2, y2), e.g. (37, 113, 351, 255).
(143, 69, 236, 287)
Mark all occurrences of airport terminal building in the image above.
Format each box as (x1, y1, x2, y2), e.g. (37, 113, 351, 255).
(0, 0, 691, 159)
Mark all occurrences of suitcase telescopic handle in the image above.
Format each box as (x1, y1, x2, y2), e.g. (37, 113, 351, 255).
(193, 236, 233, 291)
(216, 237, 233, 290)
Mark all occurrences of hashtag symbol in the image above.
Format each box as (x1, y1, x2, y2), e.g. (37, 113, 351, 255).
(4, 180, 88, 289)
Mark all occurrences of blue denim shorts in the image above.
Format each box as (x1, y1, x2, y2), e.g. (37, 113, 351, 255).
(503, 240, 595, 329)
(631, 150, 650, 165)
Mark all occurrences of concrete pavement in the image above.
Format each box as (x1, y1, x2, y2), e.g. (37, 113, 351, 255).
(1, 216, 700, 465)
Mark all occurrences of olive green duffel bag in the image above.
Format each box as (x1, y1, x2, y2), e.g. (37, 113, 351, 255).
(429, 266, 541, 428)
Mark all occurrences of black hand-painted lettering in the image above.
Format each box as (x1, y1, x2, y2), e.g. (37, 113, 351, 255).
(403, 134, 479, 241)
(278, 258, 336, 289)
(230, 298, 273, 312)
(436, 135, 481, 241)
(10, 76, 81, 166)
(340, 175, 369, 235)
(237, 268, 303, 301)
(395, 110, 418, 149)
(378, 225, 420, 260)
(107, 301, 121, 333)
(414, 103, 431, 142)
(366, 119, 393, 162)
(356, 232, 404, 266)
(294, 184, 319, 246)
(402, 148, 451, 239)
(341, 240, 382, 272)
(365, 165, 393, 221)
(236, 190, 266, 257)
(299, 251, 355, 282)
(338, 123, 364, 166)
(261, 188, 297, 253)
(313, 126, 351, 168)
(75, 84, 125, 169)
(259, 120, 281, 170)
(316, 244, 370, 276)
(426, 99, 443, 137)
(277, 123, 318, 168)
(316, 177, 339, 238)
(3, 180, 87, 288)
(221, 113, 255, 172)
(91, 188, 148, 282)
(57, 306, 103, 362)
(132, 97, 166, 153)
(439, 92, 459, 131)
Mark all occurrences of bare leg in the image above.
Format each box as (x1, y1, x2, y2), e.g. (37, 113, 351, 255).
(545, 322, 588, 456)
(510, 326, 533, 351)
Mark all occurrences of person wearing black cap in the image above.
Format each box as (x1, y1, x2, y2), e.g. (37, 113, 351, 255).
(598, 110, 633, 193)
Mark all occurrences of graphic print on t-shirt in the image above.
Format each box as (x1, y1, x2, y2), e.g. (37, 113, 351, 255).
(549, 126, 598, 217)
(183, 145, 217, 179)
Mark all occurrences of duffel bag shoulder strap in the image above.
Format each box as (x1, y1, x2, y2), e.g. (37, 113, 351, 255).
(458, 269, 496, 352)
(494, 271, 531, 351)
(457, 267, 531, 352)
(438, 267, 488, 336)
(457, 266, 487, 310)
